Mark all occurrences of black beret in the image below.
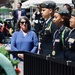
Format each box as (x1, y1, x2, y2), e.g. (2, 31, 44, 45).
(40, 1, 56, 10)
(55, 7, 70, 16)
(71, 9, 75, 16)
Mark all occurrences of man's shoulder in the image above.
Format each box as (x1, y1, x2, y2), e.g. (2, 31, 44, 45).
(65, 27, 71, 31)
(21, 8, 26, 11)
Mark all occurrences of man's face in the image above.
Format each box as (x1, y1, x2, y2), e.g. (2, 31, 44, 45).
(41, 8, 52, 20)
(70, 16, 75, 28)
(17, 3, 21, 9)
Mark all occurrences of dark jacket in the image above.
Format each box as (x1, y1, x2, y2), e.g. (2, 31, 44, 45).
(51, 25, 70, 59)
(0, 32, 5, 43)
(13, 9, 26, 23)
(39, 18, 58, 56)
(64, 28, 75, 61)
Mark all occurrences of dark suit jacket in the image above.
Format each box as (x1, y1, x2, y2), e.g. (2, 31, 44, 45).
(13, 8, 26, 23)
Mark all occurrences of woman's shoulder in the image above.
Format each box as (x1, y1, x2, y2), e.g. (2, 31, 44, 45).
(12, 31, 20, 35)
(29, 30, 37, 35)
(65, 27, 71, 32)
(30, 30, 36, 33)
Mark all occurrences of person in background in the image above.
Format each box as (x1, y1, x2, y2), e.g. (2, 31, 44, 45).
(63, 4, 72, 15)
(63, 3, 72, 28)
(1, 21, 11, 37)
(64, 9, 75, 61)
(32, 4, 45, 36)
(11, 16, 38, 58)
(13, 2, 26, 31)
(51, 7, 71, 59)
(0, 23, 5, 43)
(39, 1, 58, 55)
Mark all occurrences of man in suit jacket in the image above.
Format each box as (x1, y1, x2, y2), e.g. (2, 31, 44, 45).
(13, 2, 26, 31)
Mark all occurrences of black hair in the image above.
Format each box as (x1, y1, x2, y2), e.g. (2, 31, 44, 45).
(63, 4, 72, 15)
(18, 2, 22, 7)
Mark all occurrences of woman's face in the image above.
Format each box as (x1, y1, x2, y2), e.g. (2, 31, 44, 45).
(20, 19, 28, 32)
(69, 16, 75, 28)
(53, 13, 63, 27)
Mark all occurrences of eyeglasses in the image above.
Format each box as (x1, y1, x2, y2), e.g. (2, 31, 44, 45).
(20, 21, 27, 24)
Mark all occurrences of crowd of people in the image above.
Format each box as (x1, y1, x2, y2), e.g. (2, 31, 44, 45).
(0, 1, 75, 61)
(0, 1, 75, 74)
(6, 1, 75, 62)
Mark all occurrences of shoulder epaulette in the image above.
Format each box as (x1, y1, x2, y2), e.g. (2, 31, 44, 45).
(62, 27, 71, 47)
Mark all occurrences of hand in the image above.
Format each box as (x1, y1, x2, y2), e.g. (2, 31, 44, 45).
(18, 54, 24, 60)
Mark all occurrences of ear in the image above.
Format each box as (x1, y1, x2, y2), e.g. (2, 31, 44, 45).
(61, 16, 64, 21)
(49, 8, 52, 14)
(61, 18, 64, 21)
(20, 24, 22, 27)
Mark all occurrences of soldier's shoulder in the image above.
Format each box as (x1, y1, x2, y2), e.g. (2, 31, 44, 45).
(65, 27, 71, 32)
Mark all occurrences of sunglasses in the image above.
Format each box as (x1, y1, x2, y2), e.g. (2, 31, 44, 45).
(20, 21, 28, 24)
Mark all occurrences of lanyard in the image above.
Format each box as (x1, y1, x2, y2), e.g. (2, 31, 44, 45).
(61, 28, 66, 47)
(52, 30, 58, 56)
(53, 30, 59, 47)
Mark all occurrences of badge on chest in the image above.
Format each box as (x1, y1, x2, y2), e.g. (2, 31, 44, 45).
(55, 39, 60, 42)
(68, 38, 74, 43)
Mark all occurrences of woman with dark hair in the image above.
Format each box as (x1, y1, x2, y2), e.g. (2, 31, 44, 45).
(11, 16, 38, 58)
(51, 7, 71, 59)
(16, 16, 31, 31)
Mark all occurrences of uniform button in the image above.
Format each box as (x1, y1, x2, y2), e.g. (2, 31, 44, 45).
(44, 32, 46, 35)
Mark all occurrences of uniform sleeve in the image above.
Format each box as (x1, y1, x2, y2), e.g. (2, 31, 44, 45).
(11, 32, 18, 51)
(31, 32, 38, 53)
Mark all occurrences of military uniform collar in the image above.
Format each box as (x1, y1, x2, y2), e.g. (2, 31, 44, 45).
(46, 17, 53, 24)
(58, 25, 65, 32)
(70, 28, 75, 34)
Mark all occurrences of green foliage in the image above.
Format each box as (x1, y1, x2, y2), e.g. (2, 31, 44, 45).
(0, 45, 20, 75)
(0, 45, 20, 66)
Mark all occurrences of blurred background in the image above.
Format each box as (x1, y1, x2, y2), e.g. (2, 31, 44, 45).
(0, 0, 74, 22)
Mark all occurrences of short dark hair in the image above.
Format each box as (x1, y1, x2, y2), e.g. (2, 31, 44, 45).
(63, 4, 72, 14)
(18, 2, 22, 7)
(16, 16, 31, 31)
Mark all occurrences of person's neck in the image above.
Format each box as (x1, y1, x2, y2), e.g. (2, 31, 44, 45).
(18, 8, 21, 10)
